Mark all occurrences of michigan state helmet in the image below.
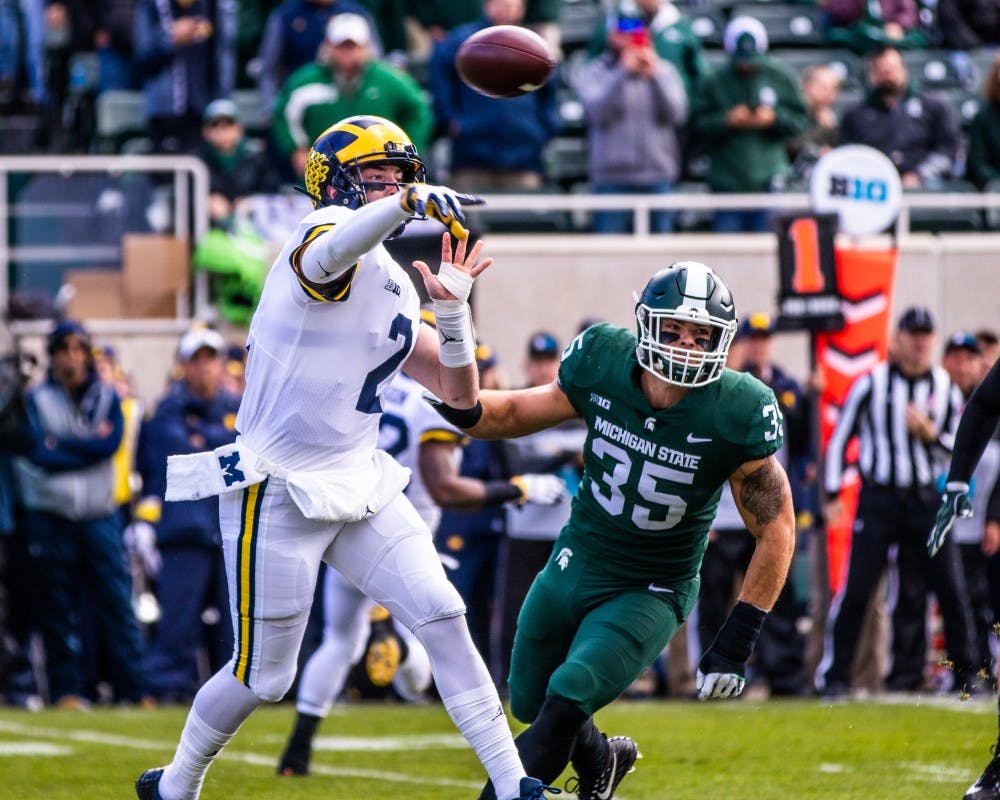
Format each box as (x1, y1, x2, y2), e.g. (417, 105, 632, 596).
(303, 115, 426, 209)
(634, 261, 738, 387)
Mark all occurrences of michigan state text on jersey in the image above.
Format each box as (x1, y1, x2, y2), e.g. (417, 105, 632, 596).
(558, 322, 783, 586)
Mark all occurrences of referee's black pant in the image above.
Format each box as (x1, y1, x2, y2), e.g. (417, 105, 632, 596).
(821, 484, 978, 691)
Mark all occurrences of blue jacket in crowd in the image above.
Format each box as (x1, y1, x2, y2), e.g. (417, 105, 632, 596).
(15, 374, 123, 521)
(137, 380, 240, 547)
(133, 0, 238, 121)
(428, 18, 561, 174)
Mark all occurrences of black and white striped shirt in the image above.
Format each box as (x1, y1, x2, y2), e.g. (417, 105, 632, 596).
(824, 362, 963, 494)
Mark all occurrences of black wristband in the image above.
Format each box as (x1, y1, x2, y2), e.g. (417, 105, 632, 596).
(482, 480, 523, 506)
(429, 398, 483, 429)
(711, 601, 767, 663)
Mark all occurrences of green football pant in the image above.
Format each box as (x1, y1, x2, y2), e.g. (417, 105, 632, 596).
(506, 551, 695, 721)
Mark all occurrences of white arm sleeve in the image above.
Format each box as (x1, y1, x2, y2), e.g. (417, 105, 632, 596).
(299, 195, 412, 283)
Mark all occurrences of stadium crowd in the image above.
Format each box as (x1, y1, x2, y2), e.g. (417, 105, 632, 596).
(0, 0, 998, 726)
(1, 0, 999, 217)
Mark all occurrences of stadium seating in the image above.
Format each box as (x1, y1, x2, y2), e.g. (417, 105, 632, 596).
(688, 8, 727, 47)
(771, 48, 863, 91)
(907, 179, 983, 233)
(95, 90, 146, 153)
(729, 4, 827, 47)
(900, 50, 966, 90)
(559, 0, 604, 53)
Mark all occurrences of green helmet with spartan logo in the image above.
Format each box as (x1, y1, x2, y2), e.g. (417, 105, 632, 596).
(303, 115, 426, 209)
(634, 261, 738, 387)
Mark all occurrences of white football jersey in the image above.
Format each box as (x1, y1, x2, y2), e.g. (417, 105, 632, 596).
(379, 372, 463, 532)
(237, 204, 421, 472)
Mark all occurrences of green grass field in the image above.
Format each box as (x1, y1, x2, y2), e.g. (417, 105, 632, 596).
(0, 694, 993, 799)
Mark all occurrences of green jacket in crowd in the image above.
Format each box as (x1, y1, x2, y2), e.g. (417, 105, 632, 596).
(966, 103, 1000, 189)
(689, 60, 809, 193)
(271, 59, 433, 159)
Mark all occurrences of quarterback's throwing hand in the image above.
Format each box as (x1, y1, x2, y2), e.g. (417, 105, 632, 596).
(400, 183, 468, 239)
(927, 482, 974, 557)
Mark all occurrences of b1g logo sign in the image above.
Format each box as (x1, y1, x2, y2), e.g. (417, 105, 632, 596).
(828, 173, 889, 203)
(808, 145, 902, 237)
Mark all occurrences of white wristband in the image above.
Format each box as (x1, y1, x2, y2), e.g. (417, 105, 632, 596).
(432, 299, 475, 368)
(945, 481, 970, 493)
(437, 261, 474, 303)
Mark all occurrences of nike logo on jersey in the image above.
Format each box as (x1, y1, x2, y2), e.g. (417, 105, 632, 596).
(491, 705, 504, 721)
(648, 583, 674, 594)
(597, 750, 618, 800)
(686, 433, 712, 444)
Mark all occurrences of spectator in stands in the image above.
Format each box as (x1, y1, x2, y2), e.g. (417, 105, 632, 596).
(841, 46, 960, 190)
(523, 0, 562, 62)
(133, 0, 238, 154)
(355, 0, 408, 65)
(0, 0, 46, 110)
(931, 0, 999, 51)
(574, 14, 687, 233)
(12, 320, 150, 708)
(94, 0, 139, 92)
(689, 16, 808, 232)
(966, 54, 1000, 189)
(272, 13, 431, 177)
(822, 0, 927, 54)
(788, 63, 842, 183)
(428, 0, 559, 193)
(256, 0, 378, 116)
(406, 1, 482, 61)
(197, 98, 282, 228)
(133, 326, 241, 704)
(589, 0, 707, 103)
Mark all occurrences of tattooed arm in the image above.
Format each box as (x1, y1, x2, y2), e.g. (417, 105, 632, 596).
(728, 455, 796, 611)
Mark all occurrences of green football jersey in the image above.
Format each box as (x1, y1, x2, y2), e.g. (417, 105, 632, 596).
(557, 323, 783, 584)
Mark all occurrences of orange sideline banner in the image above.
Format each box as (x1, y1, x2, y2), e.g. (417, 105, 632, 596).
(814, 245, 897, 594)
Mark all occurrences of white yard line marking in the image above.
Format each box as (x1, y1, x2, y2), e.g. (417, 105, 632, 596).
(0, 720, 481, 788)
(0, 742, 72, 755)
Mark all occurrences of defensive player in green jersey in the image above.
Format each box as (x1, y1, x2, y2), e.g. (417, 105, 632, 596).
(432, 261, 796, 800)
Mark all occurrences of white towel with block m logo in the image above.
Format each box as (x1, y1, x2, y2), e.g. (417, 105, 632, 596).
(166, 440, 410, 523)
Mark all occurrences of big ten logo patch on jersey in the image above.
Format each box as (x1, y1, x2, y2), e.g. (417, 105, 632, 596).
(590, 392, 611, 410)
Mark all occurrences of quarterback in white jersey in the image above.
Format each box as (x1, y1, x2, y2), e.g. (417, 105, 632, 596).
(136, 116, 553, 800)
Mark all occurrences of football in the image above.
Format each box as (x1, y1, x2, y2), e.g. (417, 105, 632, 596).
(455, 25, 556, 99)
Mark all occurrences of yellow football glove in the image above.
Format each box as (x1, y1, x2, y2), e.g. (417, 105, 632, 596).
(400, 184, 468, 239)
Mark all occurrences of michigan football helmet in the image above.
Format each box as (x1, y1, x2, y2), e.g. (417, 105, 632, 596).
(303, 115, 426, 209)
(634, 261, 738, 387)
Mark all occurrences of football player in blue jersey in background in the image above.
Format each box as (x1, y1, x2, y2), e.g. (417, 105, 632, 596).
(430, 260, 796, 800)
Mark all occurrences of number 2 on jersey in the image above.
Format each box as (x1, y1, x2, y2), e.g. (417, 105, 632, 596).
(356, 314, 413, 414)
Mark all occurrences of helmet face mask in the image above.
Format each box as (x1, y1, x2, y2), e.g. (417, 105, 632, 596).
(634, 261, 738, 388)
(304, 115, 426, 211)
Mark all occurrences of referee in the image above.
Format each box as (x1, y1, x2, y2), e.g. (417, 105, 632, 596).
(817, 306, 978, 696)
